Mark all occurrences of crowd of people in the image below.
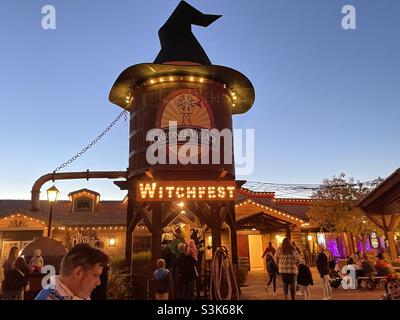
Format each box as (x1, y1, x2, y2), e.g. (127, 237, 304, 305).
(0, 241, 110, 300)
(262, 238, 400, 300)
(1, 235, 399, 301)
(154, 229, 205, 300)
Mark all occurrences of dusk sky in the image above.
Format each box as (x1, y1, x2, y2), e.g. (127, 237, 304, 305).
(0, 0, 399, 200)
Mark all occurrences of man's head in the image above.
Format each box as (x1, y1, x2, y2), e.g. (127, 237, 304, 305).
(386, 273, 400, 300)
(268, 242, 272, 247)
(318, 245, 325, 253)
(59, 243, 109, 299)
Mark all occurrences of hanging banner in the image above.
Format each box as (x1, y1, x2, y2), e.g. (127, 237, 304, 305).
(136, 180, 236, 201)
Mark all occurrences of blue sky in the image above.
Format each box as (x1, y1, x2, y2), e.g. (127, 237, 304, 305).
(0, 0, 399, 200)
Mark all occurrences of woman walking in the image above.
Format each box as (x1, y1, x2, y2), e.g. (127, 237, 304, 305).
(274, 238, 301, 300)
(265, 253, 279, 296)
(317, 245, 333, 300)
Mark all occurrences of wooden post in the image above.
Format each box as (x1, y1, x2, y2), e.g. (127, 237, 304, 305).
(347, 233, 355, 255)
(125, 193, 134, 266)
(47, 204, 54, 238)
(385, 231, 398, 261)
(228, 202, 238, 265)
(151, 203, 163, 270)
(210, 204, 222, 255)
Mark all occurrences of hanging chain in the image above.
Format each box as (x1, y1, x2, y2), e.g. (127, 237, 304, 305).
(53, 109, 128, 173)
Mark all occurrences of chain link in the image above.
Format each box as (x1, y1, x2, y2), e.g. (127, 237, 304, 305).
(54, 110, 128, 173)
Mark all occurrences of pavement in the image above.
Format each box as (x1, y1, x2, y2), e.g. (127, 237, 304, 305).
(240, 268, 384, 300)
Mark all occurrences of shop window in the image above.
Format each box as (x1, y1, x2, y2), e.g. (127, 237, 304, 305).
(74, 196, 93, 213)
(132, 236, 152, 253)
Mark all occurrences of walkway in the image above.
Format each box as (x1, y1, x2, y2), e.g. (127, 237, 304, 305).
(240, 269, 384, 300)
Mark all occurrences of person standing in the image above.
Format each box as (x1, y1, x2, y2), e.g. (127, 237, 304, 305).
(1, 257, 29, 300)
(262, 242, 276, 258)
(297, 259, 313, 300)
(2, 247, 18, 275)
(317, 245, 333, 300)
(274, 238, 301, 300)
(176, 243, 197, 300)
(1, 246, 18, 294)
(153, 259, 170, 300)
(265, 253, 279, 296)
(292, 241, 301, 255)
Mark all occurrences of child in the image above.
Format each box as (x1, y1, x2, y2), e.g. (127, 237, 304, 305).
(265, 253, 279, 296)
(153, 259, 170, 300)
(297, 259, 313, 300)
(29, 249, 44, 273)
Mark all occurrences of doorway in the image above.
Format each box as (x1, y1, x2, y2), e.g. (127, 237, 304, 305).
(248, 235, 264, 270)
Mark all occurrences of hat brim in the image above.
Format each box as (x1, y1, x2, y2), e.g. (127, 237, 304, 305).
(109, 63, 255, 115)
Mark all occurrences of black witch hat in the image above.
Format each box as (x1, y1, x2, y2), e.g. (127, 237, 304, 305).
(109, 1, 255, 114)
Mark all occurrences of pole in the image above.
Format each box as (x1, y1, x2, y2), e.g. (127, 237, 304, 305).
(48, 203, 54, 237)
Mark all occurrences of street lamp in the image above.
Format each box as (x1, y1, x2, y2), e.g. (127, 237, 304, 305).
(47, 185, 60, 237)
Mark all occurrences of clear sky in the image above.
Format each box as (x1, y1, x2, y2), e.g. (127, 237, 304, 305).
(0, 0, 399, 200)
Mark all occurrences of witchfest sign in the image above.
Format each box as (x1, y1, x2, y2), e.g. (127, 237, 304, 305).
(136, 181, 236, 201)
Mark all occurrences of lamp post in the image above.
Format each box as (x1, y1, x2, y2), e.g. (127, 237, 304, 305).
(47, 185, 60, 237)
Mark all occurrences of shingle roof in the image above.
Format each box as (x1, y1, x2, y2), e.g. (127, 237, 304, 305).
(0, 200, 126, 226)
(235, 188, 311, 221)
(68, 188, 101, 197)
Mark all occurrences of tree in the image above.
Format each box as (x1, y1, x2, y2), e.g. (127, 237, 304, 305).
(307, 173, 383, 254)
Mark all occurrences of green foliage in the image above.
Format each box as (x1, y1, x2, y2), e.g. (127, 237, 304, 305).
(107, 261, 130, 300)
(132, 251, 151, 262)
(109, 255, 128, 270)
(131, 251, 152, 274)
(307, 173, 383, 240)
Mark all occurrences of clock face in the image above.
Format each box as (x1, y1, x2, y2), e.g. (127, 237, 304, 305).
(156, 90, 214, 161)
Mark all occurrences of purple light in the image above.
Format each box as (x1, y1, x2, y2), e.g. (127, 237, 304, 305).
(365, 239, 371, 252)
(327, 239, 340, 258)
(357, 240, 363, 253)
(341, 239, 347, 258)
(380, 237, 386, 249)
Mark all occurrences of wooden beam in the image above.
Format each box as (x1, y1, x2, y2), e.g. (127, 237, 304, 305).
(188, 202, 211, 225)
(140, 206, 153, 232)
(388, 214, 400, 231)
(162, 211, 178, 228)
(219, 205, 228, 225)
(368, 215, 385, 231)
(127, 210, 142, 232)
(144, 169, 154, 179)
(382, 214, 388, 229)
(151, 203, 163, 272)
